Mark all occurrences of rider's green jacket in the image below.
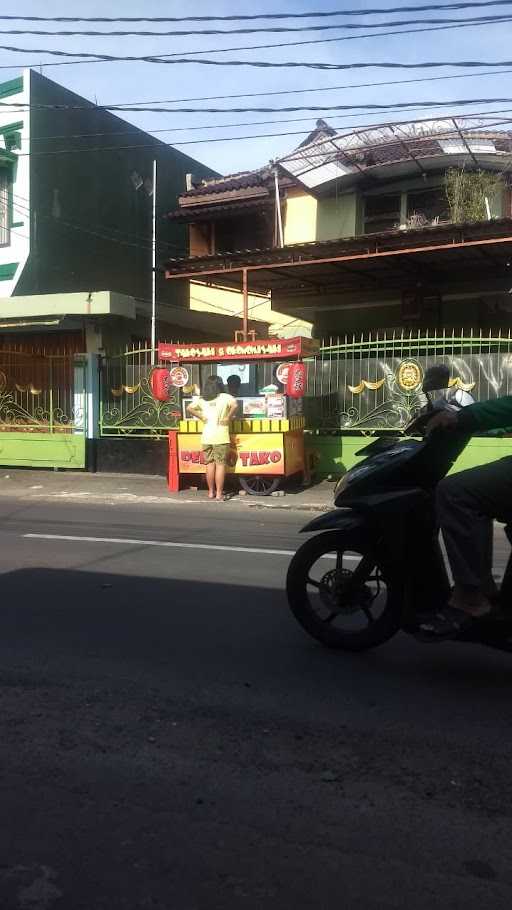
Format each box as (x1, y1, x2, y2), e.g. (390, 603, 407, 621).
(457, 396, 512, 434)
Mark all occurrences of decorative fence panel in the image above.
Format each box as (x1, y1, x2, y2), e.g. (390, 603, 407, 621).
(0, 350, 84, 433)
(0, 350, 87, 468)
(305, 330, 512, 433)
(100, 345, 185, 437)
(101, 331, 512, 439)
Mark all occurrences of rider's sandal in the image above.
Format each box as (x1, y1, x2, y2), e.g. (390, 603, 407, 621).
(414, 604, 493, 642)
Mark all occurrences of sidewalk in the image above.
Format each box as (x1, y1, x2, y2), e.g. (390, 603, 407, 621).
(0, 469, 335, 512)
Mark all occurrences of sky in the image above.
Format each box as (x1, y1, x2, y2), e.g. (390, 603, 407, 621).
(1, 0, 512, 175)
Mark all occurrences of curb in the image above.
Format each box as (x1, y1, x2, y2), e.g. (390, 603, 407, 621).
(0, 488, 330, 512)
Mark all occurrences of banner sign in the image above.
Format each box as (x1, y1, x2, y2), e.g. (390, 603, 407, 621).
(177, 432, 304, 477)
(158, 337, 318, 363)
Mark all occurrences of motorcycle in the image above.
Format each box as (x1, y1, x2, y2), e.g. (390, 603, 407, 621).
(286, 365, 512, 652)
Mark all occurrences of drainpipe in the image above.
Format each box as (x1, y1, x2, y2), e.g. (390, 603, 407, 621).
(273, 168, 284, 248)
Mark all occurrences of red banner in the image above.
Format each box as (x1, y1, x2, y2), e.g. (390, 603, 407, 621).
(158, 337, 318, 363)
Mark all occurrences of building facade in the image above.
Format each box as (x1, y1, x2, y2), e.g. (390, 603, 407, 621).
(167, 118, 512, 337)
(165, 118, 512, 476)
(0, 69, 226, 354)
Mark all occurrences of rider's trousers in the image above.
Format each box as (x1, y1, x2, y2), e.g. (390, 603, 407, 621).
(437, 455, 512, 590)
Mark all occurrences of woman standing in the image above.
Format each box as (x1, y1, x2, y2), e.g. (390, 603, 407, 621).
(187, 376, 238, 500)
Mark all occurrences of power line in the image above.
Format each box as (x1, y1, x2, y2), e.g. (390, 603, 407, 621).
(89, 69, 512, 107)
(2, 12, 512, 37)
(81, 72, 512, 107)
(7, 93, 512, 148)
(3, 104, 507, 144)
(2, 67, 512, 110)
(2, 0, 512, 22)
(5, 94, 512, 117)
(6, 107, 512, 159)
(1, 17, 512, 67)
(10, 196, 188, 254)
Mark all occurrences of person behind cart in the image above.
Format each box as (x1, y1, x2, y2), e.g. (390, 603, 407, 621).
(226, 374, 242, 416)
(187, 376, 238, 501)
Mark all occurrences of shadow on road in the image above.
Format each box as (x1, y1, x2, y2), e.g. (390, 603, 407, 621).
(2, 567, 512, 909)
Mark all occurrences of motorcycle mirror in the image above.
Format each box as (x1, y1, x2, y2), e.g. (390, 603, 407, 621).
(422, 364, 450, 392)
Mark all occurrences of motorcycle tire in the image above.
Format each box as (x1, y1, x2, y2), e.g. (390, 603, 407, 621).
(286, 529, 402, 651)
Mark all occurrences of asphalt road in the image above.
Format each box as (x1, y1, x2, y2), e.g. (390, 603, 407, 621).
(1, 495, 512, 910)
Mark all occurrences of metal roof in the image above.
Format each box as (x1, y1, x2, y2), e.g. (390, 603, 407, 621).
(165, 218, 512, 299)
(278, 117, 512, 190)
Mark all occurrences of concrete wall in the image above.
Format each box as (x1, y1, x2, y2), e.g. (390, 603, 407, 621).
(189, 281, 312, 338)
(283, 189, 317, 245)
(316, 192, 358, 240)
(283, 189, 358, 244)
(306, 433, 512, 478)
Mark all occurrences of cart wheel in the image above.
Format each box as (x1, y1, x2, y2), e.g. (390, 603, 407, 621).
(239, 476, 281, 497)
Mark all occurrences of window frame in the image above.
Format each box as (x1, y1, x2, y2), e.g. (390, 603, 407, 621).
(362, 192, 402, 235)
(0, 166, 12, 248)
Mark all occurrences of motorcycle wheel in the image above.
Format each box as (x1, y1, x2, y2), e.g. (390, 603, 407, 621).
(286, 530, 401, 651)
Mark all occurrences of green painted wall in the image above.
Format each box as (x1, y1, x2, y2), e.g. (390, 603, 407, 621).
(0, 432, 86, 468)
(306, 433, 512, 478)
(316, 193, 358, 240)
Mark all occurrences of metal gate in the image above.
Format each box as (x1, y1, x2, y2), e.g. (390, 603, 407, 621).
(0, 350, 87, 468)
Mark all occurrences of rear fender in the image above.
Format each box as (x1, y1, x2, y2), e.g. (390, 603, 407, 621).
(300, 509, 365, 534)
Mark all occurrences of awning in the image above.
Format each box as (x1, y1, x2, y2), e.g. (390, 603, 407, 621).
(0, 317, 62, 330)
(166, 197, 273, 223)
(165, 218, 512, 300)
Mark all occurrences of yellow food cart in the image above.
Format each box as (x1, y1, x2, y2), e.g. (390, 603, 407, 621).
(159, 337, 317, 496)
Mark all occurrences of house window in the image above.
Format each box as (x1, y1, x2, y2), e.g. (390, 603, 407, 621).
(407, 187, 449, 226)
(0, 169, 10, 246)
(215, 210, 273, 252)
(363, 194, 401, 234)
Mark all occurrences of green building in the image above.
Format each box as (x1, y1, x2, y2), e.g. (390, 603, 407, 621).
(0, 68, 223, 356)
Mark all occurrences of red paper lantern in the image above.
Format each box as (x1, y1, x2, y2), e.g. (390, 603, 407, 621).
(286, 361, 306, 399)
(151, 368, 172, 402)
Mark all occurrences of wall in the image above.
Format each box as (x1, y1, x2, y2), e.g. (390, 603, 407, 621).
(189, 281, 312, 338)
(13, 70, 217, 307)
(0, 75, 30, 297)
(306, 433, 512, 478)
(316, 192, 358, 240)
(283, 189, 317, 245)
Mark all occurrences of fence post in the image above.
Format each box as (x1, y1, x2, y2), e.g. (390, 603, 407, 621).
(49, 359, 53, 434)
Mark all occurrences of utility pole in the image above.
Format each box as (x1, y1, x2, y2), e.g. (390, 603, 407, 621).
(151, 158, 157, 365)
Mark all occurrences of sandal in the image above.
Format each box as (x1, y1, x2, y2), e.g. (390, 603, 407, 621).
(414, 605, 492, 642)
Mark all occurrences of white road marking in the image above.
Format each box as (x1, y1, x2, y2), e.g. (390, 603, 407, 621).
(24, 533, 297, 557)
(23, 533, 359, 561)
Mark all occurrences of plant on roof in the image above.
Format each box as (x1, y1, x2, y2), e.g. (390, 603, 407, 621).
(445, 168, 505, 224)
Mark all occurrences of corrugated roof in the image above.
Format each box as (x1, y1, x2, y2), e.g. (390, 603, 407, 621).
(164, 217, 512, 301)
(165, 216, 512, 271)
(180, 168, 270, 200)
(167, 197, 273, 222)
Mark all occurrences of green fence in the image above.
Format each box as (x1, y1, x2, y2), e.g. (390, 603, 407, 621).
(100, 345, 182, 437)
(0, 350, 87, 468)
(100, 330, 512, 440)
(305, 329, 512, 433)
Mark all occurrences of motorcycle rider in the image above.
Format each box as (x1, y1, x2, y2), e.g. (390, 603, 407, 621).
(425, 394, 512, 635)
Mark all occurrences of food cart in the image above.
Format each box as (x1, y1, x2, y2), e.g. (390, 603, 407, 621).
(157, 337, 317, 496)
